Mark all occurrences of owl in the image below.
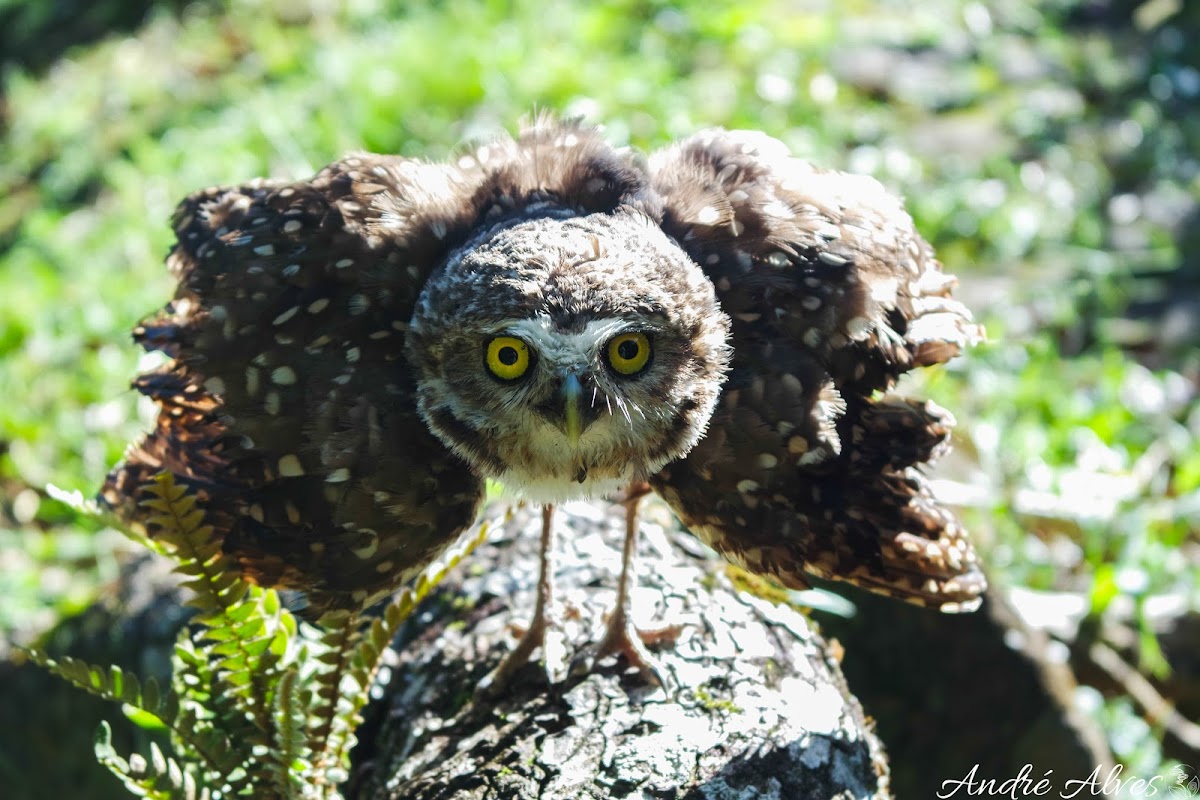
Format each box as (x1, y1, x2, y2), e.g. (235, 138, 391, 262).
(102, 118, 986, 686)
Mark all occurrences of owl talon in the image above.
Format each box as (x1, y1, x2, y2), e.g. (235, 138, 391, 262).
(567, 491, 679, 691)
(569, 610, 679, 692)
(474, 614, 551, 700)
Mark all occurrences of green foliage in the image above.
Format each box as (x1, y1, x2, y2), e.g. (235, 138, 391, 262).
(27, 473, 488, 799)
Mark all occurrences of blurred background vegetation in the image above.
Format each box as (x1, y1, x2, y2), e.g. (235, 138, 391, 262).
(0, 0, 1196, 795)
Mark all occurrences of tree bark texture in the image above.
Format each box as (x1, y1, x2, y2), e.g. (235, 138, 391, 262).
(349, 499, 891, 799)
(8, 493, 1130, 800)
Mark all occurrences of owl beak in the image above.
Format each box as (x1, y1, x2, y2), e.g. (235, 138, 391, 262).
(561, 372, 584, 445)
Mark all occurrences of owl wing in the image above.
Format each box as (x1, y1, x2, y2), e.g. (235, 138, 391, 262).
(647, 130, 986, 611)
(101, 154, 490, 612)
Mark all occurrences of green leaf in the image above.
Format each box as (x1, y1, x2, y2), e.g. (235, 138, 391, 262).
(1089, 563, 1120, 615)
(123, 703, 169, 732)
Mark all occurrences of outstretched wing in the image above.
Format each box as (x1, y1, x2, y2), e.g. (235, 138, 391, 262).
(648, 130, 986, 611)
(101, 155, 489, 612)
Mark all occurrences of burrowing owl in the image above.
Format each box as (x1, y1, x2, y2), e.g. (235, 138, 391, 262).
(102, 119, 986, 685)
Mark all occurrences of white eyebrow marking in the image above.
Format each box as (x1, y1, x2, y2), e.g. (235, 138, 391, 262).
(498, 316, 630, 367)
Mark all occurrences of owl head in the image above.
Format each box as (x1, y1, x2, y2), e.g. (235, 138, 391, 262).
(407, 209, 731, 502)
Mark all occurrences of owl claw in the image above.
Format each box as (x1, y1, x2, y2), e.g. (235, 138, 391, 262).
(568, 606, 680, 692)
(474, 614, 553, 701)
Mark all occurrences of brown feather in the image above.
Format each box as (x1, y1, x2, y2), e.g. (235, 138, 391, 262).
(648, 128, 986, 610)
(103, 119, 984, 615)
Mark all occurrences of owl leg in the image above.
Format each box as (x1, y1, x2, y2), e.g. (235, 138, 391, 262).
(571, 484, 678, 688)
(475, 504, 556, 698)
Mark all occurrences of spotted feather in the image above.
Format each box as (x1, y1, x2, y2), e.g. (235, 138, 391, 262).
(648, 129, 986, 610)
(103, 119, 985, 621)
(102, 156, 495, 612)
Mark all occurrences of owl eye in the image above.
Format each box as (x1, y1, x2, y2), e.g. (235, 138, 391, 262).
(485, 336, 532, 381)
(606, 331, 652, 376)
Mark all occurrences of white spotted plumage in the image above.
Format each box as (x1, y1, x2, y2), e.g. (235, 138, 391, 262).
(102, 117, 985, 616)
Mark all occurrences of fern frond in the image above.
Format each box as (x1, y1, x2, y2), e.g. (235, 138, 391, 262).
(27, 649, 245, 778)
(268, 666, 312, 797)
(139, 473, 248, 613)
(95, 721, 213, 800)
(28, 652, 180, 733)
(206, 589, 295, 744)
(26, 652, 163, 713)
(310, 514, 497, 782)
(142, 475, 299, 774)
(304, 609, 361, 788)
(39, 472, 507, 800)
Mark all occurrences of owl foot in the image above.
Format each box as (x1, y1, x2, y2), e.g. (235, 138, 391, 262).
(567, 486, 677, 690)
(568, 605, 680, 691)
(474, 613, 551, 700)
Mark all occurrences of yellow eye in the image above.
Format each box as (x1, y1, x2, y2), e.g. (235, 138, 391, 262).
(606, 332, 652, 376)
(485, 336, 531, 381)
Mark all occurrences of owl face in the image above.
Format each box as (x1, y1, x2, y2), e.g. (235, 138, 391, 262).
(407, 211, 731, 503)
